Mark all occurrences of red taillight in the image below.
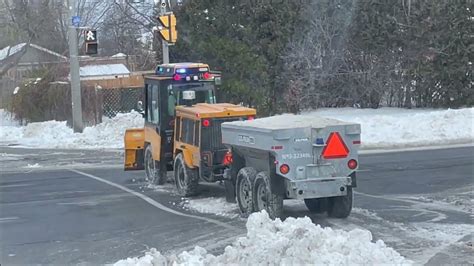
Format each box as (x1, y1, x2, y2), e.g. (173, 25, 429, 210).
(279, 164, 290, 174)
(203, 72, 211, 80)
(173, 74, 181, 81)
(322, 132, 349, 159)
(223, 151, 233, 165)
(202, 119, 210, 127)
(247, 116, 255, 120)
(348, 159, 358, 170)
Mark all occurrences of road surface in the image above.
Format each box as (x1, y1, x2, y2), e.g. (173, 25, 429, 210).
(0, 146, 472, 264)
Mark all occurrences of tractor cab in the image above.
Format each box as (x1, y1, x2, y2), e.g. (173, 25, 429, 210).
(173, 101, 256, 183)
(124, 63, 221, 172)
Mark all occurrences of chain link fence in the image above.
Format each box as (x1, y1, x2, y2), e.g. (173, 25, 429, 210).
(101, 88, 143, 118)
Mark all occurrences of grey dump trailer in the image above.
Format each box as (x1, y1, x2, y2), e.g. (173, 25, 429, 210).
(222, 114, 361, 219)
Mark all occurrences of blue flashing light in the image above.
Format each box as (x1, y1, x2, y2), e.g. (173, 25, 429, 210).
(316, 138, 325, 145)
(176, 68, 186, 74)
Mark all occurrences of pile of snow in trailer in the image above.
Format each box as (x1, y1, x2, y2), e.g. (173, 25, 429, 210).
(227, 113, 353, 129)
(114, 211, 411, 266)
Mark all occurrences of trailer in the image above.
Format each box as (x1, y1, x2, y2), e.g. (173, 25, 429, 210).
(222, 114, 361, 219)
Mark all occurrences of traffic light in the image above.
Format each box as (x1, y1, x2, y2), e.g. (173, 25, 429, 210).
(84, 30, 98, 55)
(85, 43, 98, 55)
(157, 13, 177, 44)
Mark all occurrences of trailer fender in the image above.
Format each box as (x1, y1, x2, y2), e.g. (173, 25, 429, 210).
(268, 154, 286, 196)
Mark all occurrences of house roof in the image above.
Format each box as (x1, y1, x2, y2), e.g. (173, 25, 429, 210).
(0, 43, 68, 61)
(79, 64, 130, 77)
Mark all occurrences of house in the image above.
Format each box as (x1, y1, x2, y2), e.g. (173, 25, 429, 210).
(79, 64, 130, 80)
(0, 43, 68, 81)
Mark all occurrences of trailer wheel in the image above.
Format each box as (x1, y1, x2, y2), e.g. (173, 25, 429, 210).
(327, 187, 353, 218)
(174, 153, 199, 197)
(304, 198, 327, 213)
(145, 145, 166, 185)
(236, 167, 257, 217)
(253, 172, 283, 219)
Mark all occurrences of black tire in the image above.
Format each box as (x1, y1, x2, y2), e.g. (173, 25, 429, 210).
(327, 187, 353, 218)
(174, 153, 199, 197)
(144, 145, 167, 185)
(304, 198, 328, 213)
(253, 171, 283, 219)
(236, 167, 257, 217)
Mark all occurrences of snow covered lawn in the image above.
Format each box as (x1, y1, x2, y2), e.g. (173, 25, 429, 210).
(310, 107, 473, 149)
(0, 110, 143, 149)
(114, 211, 411, 265)
(0, 107, 472, 150)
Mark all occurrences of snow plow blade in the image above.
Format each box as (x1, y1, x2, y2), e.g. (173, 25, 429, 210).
(124, 128, 145, 171)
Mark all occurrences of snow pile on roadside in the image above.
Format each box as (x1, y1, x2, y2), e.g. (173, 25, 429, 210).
(310, 107, 473, 149)
(0, 109, 20, 127)
(181, 197, 239, 218)
(2, 107, 472, 150)
(114, 211, 411, 266)
(0, 110, 144, 149)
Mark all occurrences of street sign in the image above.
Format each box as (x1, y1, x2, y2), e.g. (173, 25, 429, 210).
(84, 30, 97, 43)
(157, 13, 177, 44)
(72, 16, 81, 27)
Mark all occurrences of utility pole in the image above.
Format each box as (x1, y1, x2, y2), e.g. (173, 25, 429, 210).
(160, 0, 169, 64)
(67, 0, 84, 133)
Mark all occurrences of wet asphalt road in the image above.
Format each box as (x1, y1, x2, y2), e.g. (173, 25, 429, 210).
(0, 146, 472, 265)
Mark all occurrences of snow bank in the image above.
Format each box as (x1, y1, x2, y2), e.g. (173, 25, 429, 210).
(310, 107, 473, 149)
(114, 211, 411, 266)
(0, 109, 143, 149)
(1, 107, 472, 150)
(181, 197, 239, 218)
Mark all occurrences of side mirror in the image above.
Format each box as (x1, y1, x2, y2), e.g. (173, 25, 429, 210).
(137, 100, 145, 118)
(137, 100, 143, 111)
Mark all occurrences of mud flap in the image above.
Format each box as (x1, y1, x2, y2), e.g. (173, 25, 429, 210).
(224, 169, 236, 203)
(350, 172, 357, 187)
(124, 128, 145, 170)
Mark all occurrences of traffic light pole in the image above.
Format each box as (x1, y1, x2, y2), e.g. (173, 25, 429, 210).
(67, 0, 84, 133)
(162, 41, 169, 64)
(160, 2, 170, 64)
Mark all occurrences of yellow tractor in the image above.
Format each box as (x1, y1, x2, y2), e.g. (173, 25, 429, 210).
(124, 63, 256, 196)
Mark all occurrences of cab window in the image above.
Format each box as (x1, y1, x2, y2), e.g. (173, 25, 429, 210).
(180, 118, 194, 144)
(146, 84, 160, 124)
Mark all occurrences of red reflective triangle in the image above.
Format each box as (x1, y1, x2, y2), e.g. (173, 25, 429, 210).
(322, 132, 349, 159)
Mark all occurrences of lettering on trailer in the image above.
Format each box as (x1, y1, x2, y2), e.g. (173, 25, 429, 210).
(238, 135, 255, 145)
(281, 153, 312, 160)
(294, 137, 309, 143)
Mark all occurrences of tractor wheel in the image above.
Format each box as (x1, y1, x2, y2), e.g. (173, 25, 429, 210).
(174, 153, 199, 197)
(327, 187, 353, 218)
(253, 171, 283, 219)
(144, 145, 166, 185)
(236, 167, 257, 217)
(304, 198, 328, 213)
